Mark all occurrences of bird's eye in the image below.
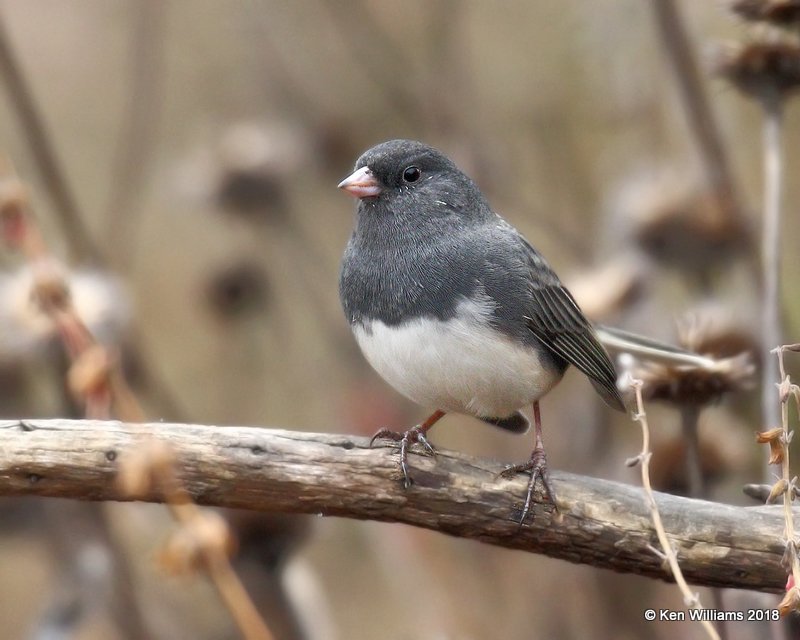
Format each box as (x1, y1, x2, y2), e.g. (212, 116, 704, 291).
(402, 166, 421, 183)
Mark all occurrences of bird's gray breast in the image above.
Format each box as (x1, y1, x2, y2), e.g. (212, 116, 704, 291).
(339, 224, 482, 326)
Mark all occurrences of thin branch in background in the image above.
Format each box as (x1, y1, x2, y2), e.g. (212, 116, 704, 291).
(102, 1, 165, 271)
(118, 440, 275, 640)
(761, 100, 784, 438)
(0, 171, 152, 637)
(0, 170, 145, 420)
(320, 0, 431, 130)
(680, 405, 705, 498)
(0, 171, 276, 639)
(0, 9, 187, 421)
(715, 33, 800, 471)
(34, 500, 155, 640)
(628, 377, 720, 640)
(0, 9, 101, 264)
(649, 0, 748, 233)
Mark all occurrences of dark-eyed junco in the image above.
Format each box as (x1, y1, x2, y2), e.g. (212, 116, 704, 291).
(338, 139, 626, 522)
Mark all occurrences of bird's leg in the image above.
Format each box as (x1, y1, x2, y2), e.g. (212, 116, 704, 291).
(500, 401, 559, 524)
(370, 409, 445, 488)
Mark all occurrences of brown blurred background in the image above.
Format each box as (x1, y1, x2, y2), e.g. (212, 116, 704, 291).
(0, 1, 798, 639)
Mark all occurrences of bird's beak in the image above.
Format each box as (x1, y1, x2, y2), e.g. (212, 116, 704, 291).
(338, 166, 382, 199)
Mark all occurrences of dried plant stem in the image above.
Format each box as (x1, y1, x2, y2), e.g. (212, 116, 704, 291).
(630, 378, 720, 640)
(0, 11, 100, 263)
(160, 467, 274, 640)
(775, 347, 800, 594)
(650, 0, 744, 228)
(681, 405, 728, 638)
(103, 1, 165, 271)
(0, 16, 184, 422)
(761, 103, 784, 443)
(0, 172, 146, 421)
(680, 405, 705, 498)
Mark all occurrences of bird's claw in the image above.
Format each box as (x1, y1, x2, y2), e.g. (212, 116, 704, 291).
(369, 424, 438, 488)
(499, 447, 559, 526)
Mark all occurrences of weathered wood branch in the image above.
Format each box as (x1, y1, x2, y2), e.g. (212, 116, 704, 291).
(0, 419, 786, 592)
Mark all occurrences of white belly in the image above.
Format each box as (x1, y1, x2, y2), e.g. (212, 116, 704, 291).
(352, 299, 561, 418)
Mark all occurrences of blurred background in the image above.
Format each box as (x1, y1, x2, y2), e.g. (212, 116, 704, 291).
(0, 1, 798, 638)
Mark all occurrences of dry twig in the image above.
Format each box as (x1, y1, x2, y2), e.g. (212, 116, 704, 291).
(761, 345, 800, 615)
(628, 378, 720, 640)
(0, 418, 794, 593)
(0, 169, 274, 639)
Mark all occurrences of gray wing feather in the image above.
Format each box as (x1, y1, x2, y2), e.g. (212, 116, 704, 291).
(508, 233, 625, 411)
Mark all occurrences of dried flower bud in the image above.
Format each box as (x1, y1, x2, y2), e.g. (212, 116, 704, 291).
(778, 377, 793, 404)
(730, 0, 800, 25)
(756, 427, 786, 464)
(768, 478, 789, 503)
(67, 345, 112, 399)
(158, 511, 236, 575)
(175, 121, 312, 224)
(607, 168, 752, 277)
(31, 262, 71, 315)
(0, 266, 130, 364)
(116, 439, 176, 498)
(204, 261, 270, 322)
(715, 41, 800, 104)
(0, 177, 29, 249)
(625, 455, 642, 468)
(778, 585, 800, 616)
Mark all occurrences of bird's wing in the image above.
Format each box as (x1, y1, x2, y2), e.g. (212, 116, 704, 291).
(514, 235, 626, 411)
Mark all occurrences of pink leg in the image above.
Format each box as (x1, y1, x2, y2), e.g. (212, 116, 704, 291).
(500, 401, 558, 525)
(370, 410, 445, 488)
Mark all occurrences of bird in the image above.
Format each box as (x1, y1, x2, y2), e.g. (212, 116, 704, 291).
(337, 139, 626, 523)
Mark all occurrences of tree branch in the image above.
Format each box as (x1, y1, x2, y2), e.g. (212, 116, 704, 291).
(0, 418, 786, 593)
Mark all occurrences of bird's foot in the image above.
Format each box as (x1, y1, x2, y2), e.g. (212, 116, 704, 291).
(499, 446, 559, 526)
(369, 425, 437, 489)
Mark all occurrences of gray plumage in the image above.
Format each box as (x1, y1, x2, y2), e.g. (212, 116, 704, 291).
(339, 139, 624, 430)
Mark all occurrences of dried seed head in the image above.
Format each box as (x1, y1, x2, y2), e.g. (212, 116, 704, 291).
(630, 352, 754, 406)
(677, 305, 760, 362)
(203, 261, 270, 322)
(607, 168, 752, 276)
(158, 511, 236, 575)
(620, 308, 757, 406)
(730, 0, 800, 25)
(756, 427, 786, 464)
(715, 41, 800, 104)
(0, 266, 130, 364)
(175, 121, 312, 223)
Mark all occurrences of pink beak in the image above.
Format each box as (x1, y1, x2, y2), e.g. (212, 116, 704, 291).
(338, 166, 382, 199)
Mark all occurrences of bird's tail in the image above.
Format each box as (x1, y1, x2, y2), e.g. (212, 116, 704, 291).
(595, 325, 717, 368)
